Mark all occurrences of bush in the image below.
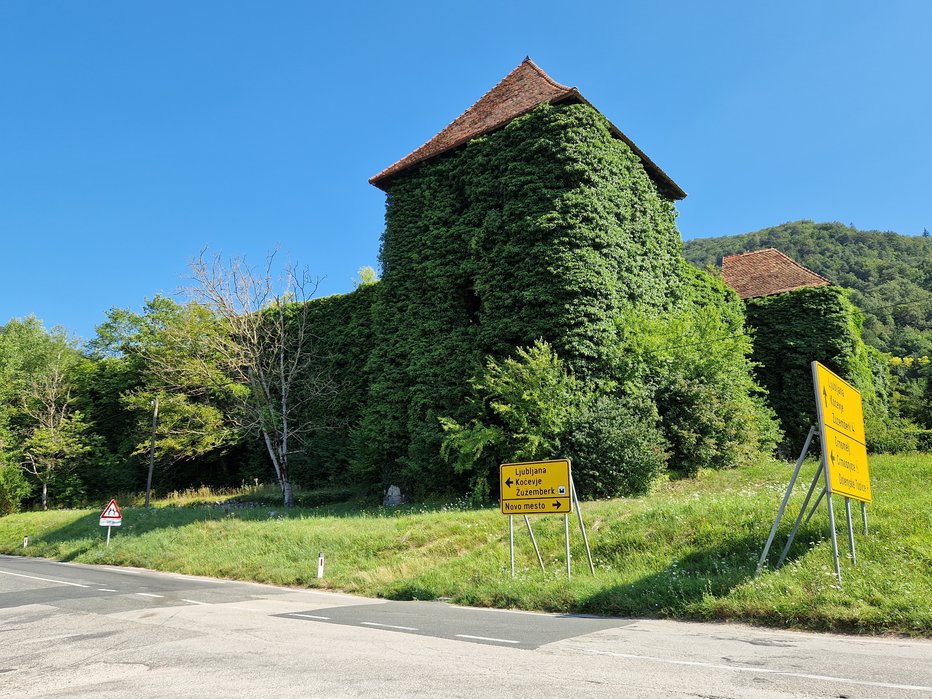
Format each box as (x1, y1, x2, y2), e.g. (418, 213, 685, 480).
(439, 340, 578, 499)
(563, 393, 666, 498)
(0, 464, 32, 514)
(614, 294, 781, 476)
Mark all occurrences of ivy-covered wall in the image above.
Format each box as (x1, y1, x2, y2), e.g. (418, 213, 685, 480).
(288, 284, 377, 486)
(744, 285, 892, 454)
(356, 102, 690, 494)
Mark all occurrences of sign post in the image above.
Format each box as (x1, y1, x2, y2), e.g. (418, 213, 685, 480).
(499, 458, 593, 578)
(99, 499, 123, 546)
(757, 362, 872, 584)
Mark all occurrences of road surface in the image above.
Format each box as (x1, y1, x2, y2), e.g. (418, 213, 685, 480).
(1, 555, 930, 697)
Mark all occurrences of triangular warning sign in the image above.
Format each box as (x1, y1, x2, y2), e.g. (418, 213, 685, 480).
(101, 499, 122, 520)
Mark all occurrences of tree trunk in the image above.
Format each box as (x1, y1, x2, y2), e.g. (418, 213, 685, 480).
(282, 478, 294, 508)
(42, 482, 48, 511)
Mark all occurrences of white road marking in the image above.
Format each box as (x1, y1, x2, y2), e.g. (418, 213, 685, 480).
(0, 569, 89, 588)
(136, 593, 164, 598)
(361, 621, 418, 631)
(455, 634, 520, 645)
(182, 599, 209, 605)
(584, 649, 932, 693)
(98, 588, 118, 592)
(290, 613, 331, 620)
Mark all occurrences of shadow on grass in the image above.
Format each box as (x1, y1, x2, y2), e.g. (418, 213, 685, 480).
(580, 527, 828, 619)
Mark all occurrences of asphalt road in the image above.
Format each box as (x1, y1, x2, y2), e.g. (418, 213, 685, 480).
(1, 554, 930, 698)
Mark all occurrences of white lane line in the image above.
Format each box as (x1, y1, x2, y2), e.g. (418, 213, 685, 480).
(290, 613, 331, 620)
(455, 634, 520, 645)
(360, 621, 418, 631)
(182, 599, 209, 605)
(584, 650, 932, 693)
(98, 588, 118, 592)
(0, 569, 89, 588)
(136, 593, 164, 598)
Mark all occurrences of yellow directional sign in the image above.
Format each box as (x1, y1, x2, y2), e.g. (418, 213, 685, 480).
(813, 362, 866, 444)
(812, 362, 872, 503)
(500, 459, 572, 515)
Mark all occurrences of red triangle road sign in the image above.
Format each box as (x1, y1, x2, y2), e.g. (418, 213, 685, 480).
(100, 499, 122, 520)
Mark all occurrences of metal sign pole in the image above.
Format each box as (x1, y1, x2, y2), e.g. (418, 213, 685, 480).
(804, 488, 826, 526)
(509, 516, 515, 578)
(570, 478, 595, 575)
(756, 425, 816, 576)
(524, 516, 545, 572)
(776, 458, 824, 569)
(564, 514, 571, 579)
(845, 498, 857, 565)
(861, 502, 868, 534)
(823, 465, 842, 584)
(106, 525, 111, 547)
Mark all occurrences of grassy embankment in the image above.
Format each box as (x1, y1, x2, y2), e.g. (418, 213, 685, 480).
(1, 454, 929, 636)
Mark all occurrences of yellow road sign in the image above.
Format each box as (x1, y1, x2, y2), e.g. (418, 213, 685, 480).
(824, 430, 872, 502)
(500, 458, 572, 515)
(813, 362, 866, 444)
(812, 361, 872, 503)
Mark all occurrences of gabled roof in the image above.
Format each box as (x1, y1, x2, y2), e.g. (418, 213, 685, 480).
(369, 58, 686, 200)
(721, 248, 832, 300)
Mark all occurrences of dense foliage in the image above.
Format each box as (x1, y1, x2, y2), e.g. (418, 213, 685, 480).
(684, 221, 932, 443)
(684, 220, 932, 358)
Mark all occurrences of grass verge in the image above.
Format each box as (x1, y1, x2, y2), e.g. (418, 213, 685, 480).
(1, 454, 929, 636)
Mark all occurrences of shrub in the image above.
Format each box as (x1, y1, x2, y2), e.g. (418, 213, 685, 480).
(439, 340, 578, 499)
(563, 393, 666, 498)
(0, 464, 32, 514)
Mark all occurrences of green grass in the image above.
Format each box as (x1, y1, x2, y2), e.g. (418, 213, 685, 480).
(2, 454, 930, 636)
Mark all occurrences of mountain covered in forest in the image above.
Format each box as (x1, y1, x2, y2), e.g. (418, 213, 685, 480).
(683, 221, 932, 359)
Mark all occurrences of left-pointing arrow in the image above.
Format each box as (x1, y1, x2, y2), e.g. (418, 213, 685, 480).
(505, 477, 513, 488)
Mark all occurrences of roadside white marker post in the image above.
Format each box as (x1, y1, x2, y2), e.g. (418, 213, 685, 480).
(23, 536, 28, 548)
(317, 551, 325, 579)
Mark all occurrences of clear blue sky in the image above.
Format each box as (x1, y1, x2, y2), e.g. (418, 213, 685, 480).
(1, 1, 929, 342)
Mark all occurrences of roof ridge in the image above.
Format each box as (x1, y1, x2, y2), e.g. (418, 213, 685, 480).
(724, 247, 832, 285)
(521, 56, 571, 91)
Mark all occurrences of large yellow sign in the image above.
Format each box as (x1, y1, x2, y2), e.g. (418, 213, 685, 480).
(500, 459, 572, 515)
(812, 362, 872, 503)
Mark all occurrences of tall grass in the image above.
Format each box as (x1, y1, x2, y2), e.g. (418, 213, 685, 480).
(1, 454, 929, 635)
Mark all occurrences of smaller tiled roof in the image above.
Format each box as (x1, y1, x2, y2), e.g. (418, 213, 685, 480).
(721, 248, 832, 300)
(370, 58, 685, 200)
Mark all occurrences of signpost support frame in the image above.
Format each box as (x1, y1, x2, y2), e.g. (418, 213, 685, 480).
(844, 498, 857, 565)
(776, 455, 824, 568)
(524, 516, 545, 572)
(756, 425, 816, 576)
(564, 514, 571, 579)
(571, 478, 595, 575)
(823, 464, 842, 583)
(509, 516, 515, 578)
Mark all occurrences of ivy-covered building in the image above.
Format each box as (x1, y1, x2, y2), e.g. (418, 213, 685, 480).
(299, 59, 778, 496)
(721, 248, 892, 454)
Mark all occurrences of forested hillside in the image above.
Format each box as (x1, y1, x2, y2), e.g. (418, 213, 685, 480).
(683, 221, 932, 358)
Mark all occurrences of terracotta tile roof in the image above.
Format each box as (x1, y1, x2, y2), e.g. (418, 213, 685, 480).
(721, 248, 832, 300)
(370, 58, 686, 200)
